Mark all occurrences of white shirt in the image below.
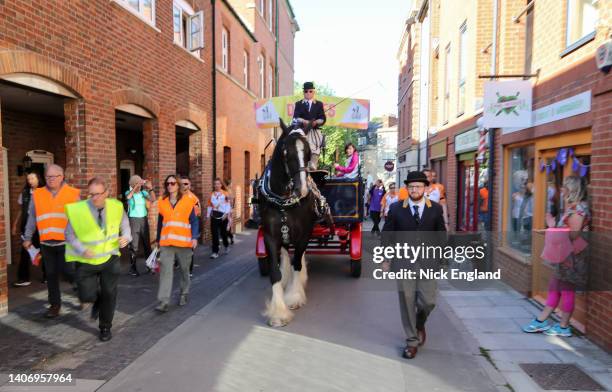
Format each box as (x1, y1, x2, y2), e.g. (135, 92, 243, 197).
(407, 198, 426, 219)
(303, 99, 313, 111)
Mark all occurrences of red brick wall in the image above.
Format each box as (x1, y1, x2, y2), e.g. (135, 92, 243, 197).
(0, 99, 6, 315)
(0, 0, 215, 314)
(588, 74, 612, 351)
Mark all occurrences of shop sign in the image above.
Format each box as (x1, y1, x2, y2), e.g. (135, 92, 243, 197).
(430, 139, 447, 159)
(483, 80, 533, 128)
(502, 90, 591, 135)
(384, 161, 395, 172)
(455, 127, 488, 154)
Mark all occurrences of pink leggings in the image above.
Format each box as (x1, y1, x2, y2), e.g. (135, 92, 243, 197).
(545, 277, 575, 313)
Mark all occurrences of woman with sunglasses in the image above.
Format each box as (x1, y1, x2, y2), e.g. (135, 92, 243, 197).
(154, 175, 200, 312)
(206, 178, 231, 259)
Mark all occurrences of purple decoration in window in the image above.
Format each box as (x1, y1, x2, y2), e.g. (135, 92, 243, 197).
(557, 148, 568, 166)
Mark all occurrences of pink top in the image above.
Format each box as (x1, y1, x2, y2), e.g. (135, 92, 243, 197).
(336, 153, 359, 178)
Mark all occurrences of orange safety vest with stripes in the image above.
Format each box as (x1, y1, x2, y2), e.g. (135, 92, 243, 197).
(158, 196, 197, 248)
(33, 184, 81, 242)
(185, 190, 202, 217)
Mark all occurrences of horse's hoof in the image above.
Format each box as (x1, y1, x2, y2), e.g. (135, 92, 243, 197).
(268, 318, 289, 327)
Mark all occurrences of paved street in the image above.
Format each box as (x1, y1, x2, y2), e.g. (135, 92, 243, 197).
(1, 223, 611, 392)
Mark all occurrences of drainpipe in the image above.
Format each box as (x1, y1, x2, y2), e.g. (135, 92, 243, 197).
(487, 0, 498, 232)
(211, 0, 217, 181)
(274, 0, 279, 140)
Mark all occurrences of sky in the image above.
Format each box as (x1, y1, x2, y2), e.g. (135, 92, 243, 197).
(292, 0, 414, 118)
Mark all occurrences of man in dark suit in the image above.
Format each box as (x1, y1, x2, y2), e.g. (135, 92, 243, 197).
(382, 171, 446, 359)
(292, 81, 326, 170)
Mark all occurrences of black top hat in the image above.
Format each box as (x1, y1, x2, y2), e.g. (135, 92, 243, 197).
(303, 82, 315, 91)
(404, 171, 430, 186)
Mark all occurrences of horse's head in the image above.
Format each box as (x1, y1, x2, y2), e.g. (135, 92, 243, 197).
(275, 118, 311, 199)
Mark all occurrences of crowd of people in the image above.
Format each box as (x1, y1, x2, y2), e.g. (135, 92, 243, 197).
(365, 168, 449, 233)
(11, 164, 237, 341)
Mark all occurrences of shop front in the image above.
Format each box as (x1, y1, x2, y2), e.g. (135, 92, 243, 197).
(501, 90, 593, 331)
(454, 127, 489, 232)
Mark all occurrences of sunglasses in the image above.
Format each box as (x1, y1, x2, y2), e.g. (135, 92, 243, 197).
(305, 90, 315, 93)
(166, 181, 177, 186)
(181, 182, 190, 186)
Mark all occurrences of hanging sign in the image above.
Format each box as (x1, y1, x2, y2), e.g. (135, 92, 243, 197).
(483, 80, 532, 128)
(384, 161, 395, 172)
(255, 95, 370, 130)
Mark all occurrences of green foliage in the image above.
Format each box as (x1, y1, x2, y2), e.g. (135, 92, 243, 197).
(294, 81, 357, 171)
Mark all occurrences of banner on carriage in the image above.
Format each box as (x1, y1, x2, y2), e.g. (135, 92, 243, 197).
(255, 95, 370, 130)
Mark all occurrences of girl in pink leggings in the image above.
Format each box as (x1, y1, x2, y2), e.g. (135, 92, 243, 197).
(522, 176, 589, 337)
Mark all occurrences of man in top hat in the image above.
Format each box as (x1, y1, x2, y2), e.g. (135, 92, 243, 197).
(292, 81, 326, 170)
(382, 171, 446, 359)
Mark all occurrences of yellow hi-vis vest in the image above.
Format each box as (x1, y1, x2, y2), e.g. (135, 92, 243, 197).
(64, 199, 124, 265)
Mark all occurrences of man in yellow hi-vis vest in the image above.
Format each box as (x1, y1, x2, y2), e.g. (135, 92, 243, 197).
(65, 177, 131, 342)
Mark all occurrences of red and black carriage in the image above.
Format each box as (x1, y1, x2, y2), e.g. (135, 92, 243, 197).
(255, 175, 364, 278)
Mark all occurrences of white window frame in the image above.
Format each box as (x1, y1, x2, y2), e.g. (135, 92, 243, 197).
(443, 44, 450, 124)
(173, 0, 204, 57)
(565, 0, 598, 49)
(258, 55, 265, 98)
(268, 0, 273, 30)
(221, 28, 229, 72)
(114, 0, 156, 26)
(457, 22, 467, 116)
(268, 64, 273, 97)
(243, 51, 249, 88)
(259, 0, 265, 16)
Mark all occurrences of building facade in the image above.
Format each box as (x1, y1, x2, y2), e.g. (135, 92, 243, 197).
(214, 0, 297, 231)
(361, 115, 398, 186)
(398, 0, 612, 350)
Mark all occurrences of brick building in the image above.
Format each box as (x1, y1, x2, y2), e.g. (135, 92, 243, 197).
(214, 0, 298, 231)
(0, 0, 215, 316)
(397, 0, 612, 350)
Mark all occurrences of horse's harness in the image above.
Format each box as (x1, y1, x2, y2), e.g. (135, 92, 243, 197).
(257, 129, 311, 245)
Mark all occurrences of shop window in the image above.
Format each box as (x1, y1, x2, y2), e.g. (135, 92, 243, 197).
(506, 145, 535, 255)
(565, 0, 598, 50)
(544, 152, 591, 228)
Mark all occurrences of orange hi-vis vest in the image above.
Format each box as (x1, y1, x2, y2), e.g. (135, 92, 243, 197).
(158, 195, 197, 248)
(185, 190, 202, 217)
(33, 184, 81, 242)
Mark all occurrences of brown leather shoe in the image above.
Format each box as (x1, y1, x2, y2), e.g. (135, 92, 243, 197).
(45, 305, 60, 318)
(417, 327, 426, 347)
(402, 345, 418, 359)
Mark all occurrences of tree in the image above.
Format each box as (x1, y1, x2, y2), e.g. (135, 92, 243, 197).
(293, 82, 358, 171)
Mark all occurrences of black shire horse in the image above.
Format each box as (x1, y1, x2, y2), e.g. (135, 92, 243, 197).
(258, 119, 319, 327)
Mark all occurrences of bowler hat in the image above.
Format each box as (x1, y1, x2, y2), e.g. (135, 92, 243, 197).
(404, 171, 429, 186)
(303, 82, 315, 91)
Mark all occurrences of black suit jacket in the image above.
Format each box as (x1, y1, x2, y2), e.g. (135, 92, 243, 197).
(382, 198, 447, 270)
(293, 100, 326, 127)
(382, 198, 446, 232)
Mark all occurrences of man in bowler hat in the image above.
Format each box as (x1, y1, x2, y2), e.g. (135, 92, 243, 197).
(382, 170, 446, 359)
(292, 81, 326, 170)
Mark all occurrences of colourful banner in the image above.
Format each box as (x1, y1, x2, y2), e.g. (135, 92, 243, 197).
(255, 95, 370, 130)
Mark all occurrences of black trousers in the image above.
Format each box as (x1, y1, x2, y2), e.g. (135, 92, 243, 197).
(41, 244, 74, 306)
(370, 211, 382, 233)
(76, 256, 120, 330)
(17, 231, 44, 282)
(211, 218, 229, 253)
